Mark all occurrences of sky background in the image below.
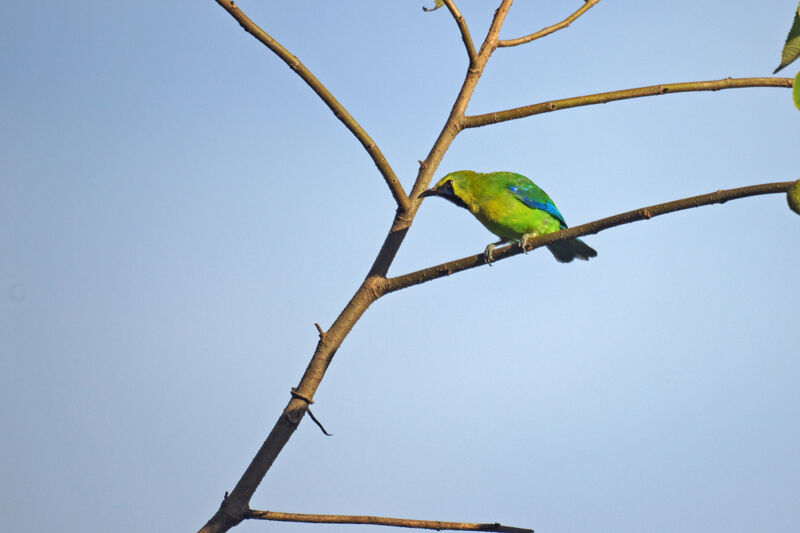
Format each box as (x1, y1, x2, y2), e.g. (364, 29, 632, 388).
(2, 1, 799, 532)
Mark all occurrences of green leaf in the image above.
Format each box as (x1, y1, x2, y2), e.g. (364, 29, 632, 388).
(774, 6, 800, 73)
(422, 0, 444, 12)
(794, 71, 800, 110)
(788, 180, 800, 216)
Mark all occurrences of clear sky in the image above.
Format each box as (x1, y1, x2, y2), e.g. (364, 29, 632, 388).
(2, 2, 799, 532)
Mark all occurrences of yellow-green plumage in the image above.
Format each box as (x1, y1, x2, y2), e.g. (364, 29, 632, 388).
(420, 170, 597, 263)
(788, 179, 800, 215)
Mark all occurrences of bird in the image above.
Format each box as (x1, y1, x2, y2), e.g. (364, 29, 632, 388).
(419, 170, 597, 263)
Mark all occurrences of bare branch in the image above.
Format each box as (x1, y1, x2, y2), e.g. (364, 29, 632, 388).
(464, 77, 795, 128)
(212, 0, 410, 211)
(443, 0, 477, 65)
(369, 0, 516, 279)
(246, 510, 533, 533)
(200, 5, 797, 533)
(384, 181, 794, 294)
(498, 0, 601, 47)
(406, 0, 515, 204)
(199, 276, 385, 533)
(198, 4, 527, 532)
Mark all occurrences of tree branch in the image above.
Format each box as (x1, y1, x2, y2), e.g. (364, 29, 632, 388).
(407, 0, 514, 203)
(369, 0, 516, 279)
(212, 0, 410, 211)
(198, 276, 386, 533)
(464, 77, 795, 128)
(443, 0, 477, 65)
(498, 0, 601, 47)
(383, 181, 794, 294)
(246, 510, 533, 533)
(200, 6, 522, 532)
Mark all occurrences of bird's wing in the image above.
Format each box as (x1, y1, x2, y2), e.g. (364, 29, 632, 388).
(507, 182, 567, 228)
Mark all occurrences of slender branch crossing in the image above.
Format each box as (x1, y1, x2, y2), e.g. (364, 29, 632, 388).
(465, 77, 795, 128)
(498, 0, 601, 47)
(247, 510, 533, 533)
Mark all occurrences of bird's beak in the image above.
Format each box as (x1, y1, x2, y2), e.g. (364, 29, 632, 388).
(418, 188, 437, 199)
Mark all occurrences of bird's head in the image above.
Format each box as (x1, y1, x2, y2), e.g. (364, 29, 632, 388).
(418, 171, 475, 210)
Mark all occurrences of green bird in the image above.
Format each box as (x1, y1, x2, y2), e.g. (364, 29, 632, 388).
(419, 170, 597, 263)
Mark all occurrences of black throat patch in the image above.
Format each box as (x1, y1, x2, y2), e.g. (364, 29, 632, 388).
(436, 180, 469, 210)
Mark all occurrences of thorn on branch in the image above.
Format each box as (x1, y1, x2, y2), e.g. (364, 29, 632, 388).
(314, 322, 325, 338)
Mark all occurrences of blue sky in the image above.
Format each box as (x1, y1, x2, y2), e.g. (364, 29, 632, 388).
(2, 2, 799, 532)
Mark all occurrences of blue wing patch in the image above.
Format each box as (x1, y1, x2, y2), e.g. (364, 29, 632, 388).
(507, 184, 567, 227)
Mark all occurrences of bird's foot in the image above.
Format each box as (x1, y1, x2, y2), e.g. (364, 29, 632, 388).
(484, 240, 507, 265)
(484, 243, 496, 266)
(519, 233, 535, 254)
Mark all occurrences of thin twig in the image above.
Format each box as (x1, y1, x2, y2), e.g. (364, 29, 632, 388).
(211, 0, 410, 211)
(384, 181, 794, 294)
(305, 407, 333, 436)
(498, 0, 601, 47)
(369, 0, 515, 280)
(246, 510, 533, 533)
(464, 77, 795, 128)
(407, 0, 515, 204)
(443, 0, 477, 64)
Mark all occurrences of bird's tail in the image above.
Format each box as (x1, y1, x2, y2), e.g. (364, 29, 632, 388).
(546, 238, 598, 263)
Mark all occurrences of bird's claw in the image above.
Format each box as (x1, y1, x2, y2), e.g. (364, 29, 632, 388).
(484, 244, 496, 266)
(519, 234, 533, 254)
